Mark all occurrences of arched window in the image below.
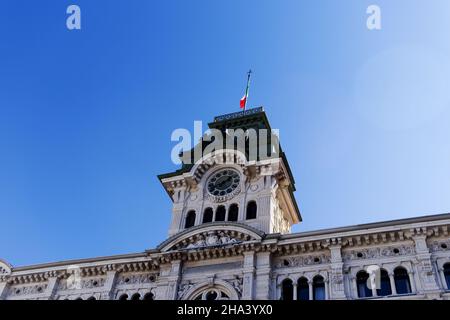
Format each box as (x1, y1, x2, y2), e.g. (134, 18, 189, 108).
(356, 271, 372, 298)
(246, 201, 257, 220)
(313, 275, 325, 300)
(143, 292, 154, 300)
(202, 208, 213, 223)
(377, 269, 392, 296)
(394, 267, 411, 294)
(185, 210, 196, 228)
(215, 206, 226, 221)
(228, 204, 239, 222)
(193, 289, 230, 300)
(444, 263, 450, 290)
(297, 277, 309, 300)
(87, 296, 96, 300)
(75, 297, 83, 300)
(281, 279, 293, 300)
(118, 294, 128, 300)
(131, 293, 141, 300)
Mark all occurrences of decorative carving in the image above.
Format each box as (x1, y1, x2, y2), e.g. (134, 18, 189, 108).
(429, 239, 450, 252)
(229, 276, 243, 297)
(10, 284, 47, 296)
(58, 278, 105, 290)
(275, 254, 331, 268)
(342, 245, 415, 261)
(177, 282, 194, 299)
(117, 273, 158, 285)
(173, 230, 250, 251)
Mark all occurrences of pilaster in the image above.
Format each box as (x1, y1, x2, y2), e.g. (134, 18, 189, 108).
(0, 281, 9, 300)
(241, 251, 255, 300)
(254, 251, 271, 300)
(329, 245, 347, 299)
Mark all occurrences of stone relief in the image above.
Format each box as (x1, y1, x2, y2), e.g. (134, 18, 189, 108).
(174, 230, 252, 251)
(429, 239, 450, 252)
(230, 276, 243, 297)
(275, 254, 331, 268)
(10, 284, 47, 296)
(177, 282, 194, 299)
(342, 245, 415, 261)
(58, 278, 105, 290)
(117, 273, 158, 285)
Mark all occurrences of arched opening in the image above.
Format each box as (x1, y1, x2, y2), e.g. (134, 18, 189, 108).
(356, 271, 372, 298)
(281, 278, 293, 300)
(75, 297, 83, 300)
(215, 206, 226, 221)
(118, 294, 128, 300)
(131, 293, 141, 301)
(394, 267, 411, 295)
(202, 208, 213, 223)
(143, 292, 154, 300)
(444, 263, 450, 290)
(312, 275, 325, 300)
(246, 201, 257, 220)
(193, 289, 229, 300)
(377, 269, 392, 296)
(87, 296, 96, 300)
(297, 277, 309, 300)
(227, 204, 239, 222)
(184, 210, 196, 229)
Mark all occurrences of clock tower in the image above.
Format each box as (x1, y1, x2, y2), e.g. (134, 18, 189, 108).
(158, 107, 301, 237)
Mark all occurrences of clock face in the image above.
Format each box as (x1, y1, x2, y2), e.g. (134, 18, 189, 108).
(207, 169, 240, 197)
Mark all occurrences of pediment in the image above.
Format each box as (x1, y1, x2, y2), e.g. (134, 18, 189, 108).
(157, 222, 265, 252)
(0, 259, 12, 275)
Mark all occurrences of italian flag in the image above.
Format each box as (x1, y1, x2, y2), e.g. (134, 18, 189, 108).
(240, 70, 251, 109)
(240, 94, 247, 109)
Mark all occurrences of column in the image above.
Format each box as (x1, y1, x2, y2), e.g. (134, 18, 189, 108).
(408, 271, 416, 293)
(388, 272, 397, 295)
(293, 283, 298, 300)
(324, 279, 329, 300)
(276, 282, 281, 300)
(351, 276, 359, 299)
(308, 280, 313, 300)
(438, 268, 448, 290)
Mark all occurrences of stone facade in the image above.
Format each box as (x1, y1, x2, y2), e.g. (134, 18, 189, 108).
(1, 109, 449, 300)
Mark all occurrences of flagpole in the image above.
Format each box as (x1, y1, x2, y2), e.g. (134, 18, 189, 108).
(244, 69, 252, 111)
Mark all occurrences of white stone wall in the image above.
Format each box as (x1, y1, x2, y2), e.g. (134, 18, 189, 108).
(2, 216, 450, 300)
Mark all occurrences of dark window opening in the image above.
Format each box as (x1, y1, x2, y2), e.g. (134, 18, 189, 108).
(281, 279, 293, 300)
(143, 292, 154, 300)
(313, 276, 325, 300)
(215, 206, 226, 221)
(246, 201, 257, 220)
(377, 269, 392, 296)
(356, 271, 372, 298)
(228, 204, 239, 222)
(297, 277, 309, 301)
(203, 208, 213, 223)
(394, 267, 412, 295)
(185, 210, 196, 228)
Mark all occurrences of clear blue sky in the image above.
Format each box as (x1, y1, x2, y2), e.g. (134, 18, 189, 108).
(1, 1, 450, 266)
